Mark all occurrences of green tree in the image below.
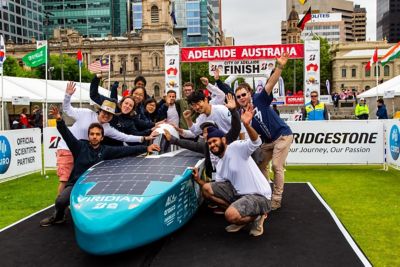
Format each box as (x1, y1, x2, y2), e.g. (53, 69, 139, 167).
(181, 62, 210, 90)
(3, 56, 41, 78)
(43, 54, 93, 82)
(280, 37, 332, 95)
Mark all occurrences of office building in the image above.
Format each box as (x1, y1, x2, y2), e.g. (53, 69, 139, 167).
(377, 0, 400, 43)
(0, 0, 43, 44)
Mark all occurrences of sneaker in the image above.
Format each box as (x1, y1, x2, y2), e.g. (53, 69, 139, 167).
(271, 200, 281, 211)
(225, 223, 247, 233)
(249, 214, 267, 237)
(40, 215, 65, 227)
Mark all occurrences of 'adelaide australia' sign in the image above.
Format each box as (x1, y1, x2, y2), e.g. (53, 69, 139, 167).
(181, 44, 304, 62)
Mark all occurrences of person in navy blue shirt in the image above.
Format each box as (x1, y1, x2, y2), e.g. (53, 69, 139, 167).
(376, 98, 388, 119)
(235, 52, 293, 210)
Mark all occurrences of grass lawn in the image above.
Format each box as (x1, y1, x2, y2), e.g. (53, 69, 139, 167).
(0, 165, 399, 266)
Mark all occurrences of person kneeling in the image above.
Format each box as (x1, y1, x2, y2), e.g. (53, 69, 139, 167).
(192, 105, 272, 236)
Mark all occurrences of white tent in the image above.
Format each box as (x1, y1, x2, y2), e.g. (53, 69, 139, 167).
(1, 76, 111, 103)
(357, 75, 400, 98)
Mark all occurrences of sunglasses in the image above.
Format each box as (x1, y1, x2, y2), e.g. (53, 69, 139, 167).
(311, 95, 318, 98)
(236, 93, 247, 99)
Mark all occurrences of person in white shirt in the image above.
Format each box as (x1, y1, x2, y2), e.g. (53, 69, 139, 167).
(159, 90, 180, 127)
(192, 105, 271, 237)
(183, 90, 245, 139)
(56, 81, 155, 194)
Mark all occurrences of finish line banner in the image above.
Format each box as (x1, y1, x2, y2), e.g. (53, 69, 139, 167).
(286, 121, 384, 164)
(208, 60, 274, 76)
(181, 44, 304, 62)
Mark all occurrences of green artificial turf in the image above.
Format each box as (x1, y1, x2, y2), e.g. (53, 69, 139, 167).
(285, 165, 400, 267)
(0, 166, 399, 266)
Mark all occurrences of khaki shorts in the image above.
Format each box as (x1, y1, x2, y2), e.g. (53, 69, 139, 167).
(56, 149, 73, 182)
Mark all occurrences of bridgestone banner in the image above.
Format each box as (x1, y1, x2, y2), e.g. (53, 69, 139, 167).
(286, 121, 384, 164)
(43, 127, 62, 168)
(0, 128, 42, 181)
(164, 45, 181, 99)
(181, 44, 304, 62)
(303, 40, 320, 103)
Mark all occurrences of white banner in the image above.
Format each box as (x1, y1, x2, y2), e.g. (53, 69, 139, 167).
(208, 60, 274, 76)
(384, 120, 400, 169)
(0, 128, 42, 181)
(383, 90, 395, 99)
(164, 45, 181, 99)
(286, 121, 384, 164)
(43, 127, 62, 168)
(304, 40, 320, 103)
(12, 96, 30, 105)
(319, 95, 331, 104)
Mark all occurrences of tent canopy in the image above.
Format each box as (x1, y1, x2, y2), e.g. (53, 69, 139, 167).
(358, 75, 400, 98)
(1, 76, 111, 103)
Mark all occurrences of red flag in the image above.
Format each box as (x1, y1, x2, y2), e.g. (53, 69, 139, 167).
(297, 7, 312, 31)
(365, 48, 378, 70)
(77, 50, 83, 67)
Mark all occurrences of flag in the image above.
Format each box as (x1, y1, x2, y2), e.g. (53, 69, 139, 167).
(88, 58, 110, 72)
(22, 46, 46, 67)
(0, 35, 6, 64)
(297, 7, 311, 31)
(365, 48, 378, 70)
(381, 42, 400, 66)
(170, 11, 177, 25)
(298, 0, 308, 4)
(77, 50, 83, 67)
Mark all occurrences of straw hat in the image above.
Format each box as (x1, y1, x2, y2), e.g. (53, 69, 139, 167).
(99, 100, 116, 114)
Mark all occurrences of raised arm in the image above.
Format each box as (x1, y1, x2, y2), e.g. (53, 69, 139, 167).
(214, 69, 234, 96)
(105, 125, 156, 143)
(265, 52, 289, 95)
(164, 129, 206, 154)
(240, 104, 262, 159)
(63, 81, 80, 119)
(200, 77, 225, 105)
(50, 105, 82, 158)
(90, 75, 118, 106)
(110, 81, 119, 100)
(224, 94, 241, 144)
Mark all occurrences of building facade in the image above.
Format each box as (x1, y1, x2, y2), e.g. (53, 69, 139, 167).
(0, 0, 43, 44)
(7, 0, 175, 98)
(377, 0, 400, 43)
(283, 0, 366, 43)
(43, 0, 129, 38)
(331, 41, 400, 93)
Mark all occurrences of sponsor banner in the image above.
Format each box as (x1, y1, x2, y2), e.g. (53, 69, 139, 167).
(12, 96, 30, 105)
(272, 96, 285, 105)
(299, 12, 342, 23)
(384, 120, 400, 169)
(181, 44, 304, 62)
(43, 127, 63, 168)
(383, 90, 395, 99)
(280, 112, 303, 121)
(304, 40, 320, 103)
(286, 96, 305, 105)
(208, 60, 274, 76)
(0, 128, 42, 181)
(286, 120, 384, 164)
(319, 95, 331, 104)
(165, 45, 181, 99)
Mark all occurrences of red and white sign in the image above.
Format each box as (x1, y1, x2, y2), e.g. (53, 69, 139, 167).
(181, 44, 304, 62)
(165, 45, 181, 98)
(286, 96, 305, 105)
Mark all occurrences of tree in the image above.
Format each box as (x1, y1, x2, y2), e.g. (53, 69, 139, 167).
(181, 62, 210, 90)
(3, 56, 41, 78)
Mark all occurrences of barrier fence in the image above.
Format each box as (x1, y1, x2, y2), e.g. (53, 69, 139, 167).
(0, 120, 399, 182)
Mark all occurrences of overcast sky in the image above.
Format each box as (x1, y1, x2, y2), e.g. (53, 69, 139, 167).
(222, 0, 376, 45)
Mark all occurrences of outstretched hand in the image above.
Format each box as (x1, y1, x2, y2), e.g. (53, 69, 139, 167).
(191, 167, 201, 182)
(65, 81, 76, 96)
(224, 94, 236, 110)
(49, 105, 61, 120)
(276, 52, 289, 68)
(147, 144, 161, 153)
(183, 110, 192, 120)
(241, 104, 255, 126)
(214, 68, 220, 80)
(200, 77, 209, 86)
(145, 130, 160, 141)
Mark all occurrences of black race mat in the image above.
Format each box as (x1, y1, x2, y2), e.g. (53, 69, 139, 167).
(0, 183, 371, 267)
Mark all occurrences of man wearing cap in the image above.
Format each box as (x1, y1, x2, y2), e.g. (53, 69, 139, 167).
(40, 105, 160, 227)
(355, 97, 369, 120)
(192, 105, 272, 236)
(303, 91, 329, 120)
(56, 82, 156, 195)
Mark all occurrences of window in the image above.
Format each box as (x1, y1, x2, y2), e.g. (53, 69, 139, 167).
(365, 68, 370, 77)
(133, 57, 139, 71)
(154, 85, 160, 97)
(151, 5, 159, 23)
(351, 68, 356, 78)
(152, 53, 160, 68)
(384, 65, 390, 76)
(341, 68, 347, 78)
(374, 66, 381, 77)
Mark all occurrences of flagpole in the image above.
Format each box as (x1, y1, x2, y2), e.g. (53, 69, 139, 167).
(1, 71, 4, 131)
(45, 43, 48, 128)
(108, 54, 111, 97)
(79, 63, 82, 108)
(375, 61, 379, 100)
